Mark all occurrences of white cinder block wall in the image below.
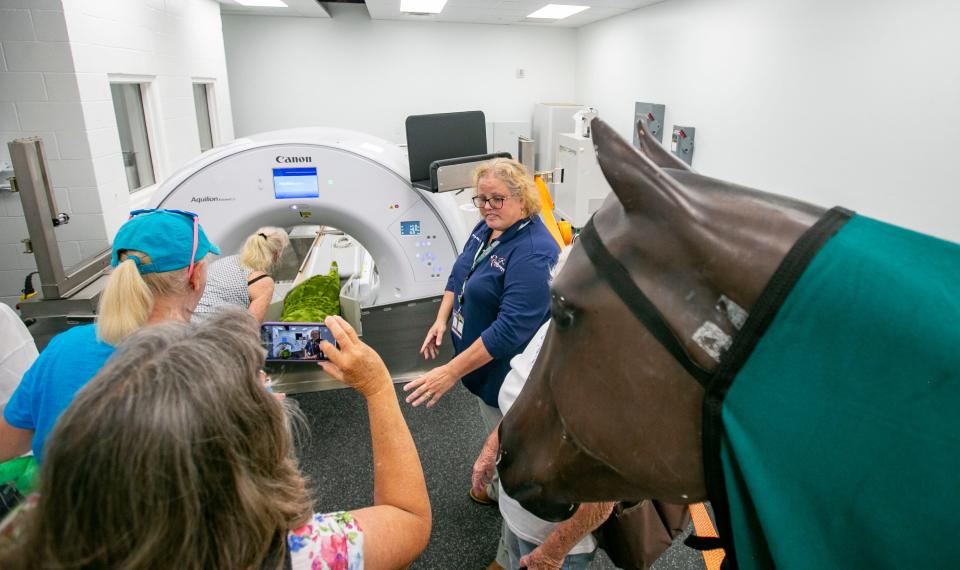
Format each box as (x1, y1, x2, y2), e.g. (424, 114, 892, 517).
(0, 0, 233, 308)
(0, 0, 80, 308)
(575, 0, 960, 242)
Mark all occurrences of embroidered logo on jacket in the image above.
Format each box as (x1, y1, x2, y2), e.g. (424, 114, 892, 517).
(490, 255, 506, 273)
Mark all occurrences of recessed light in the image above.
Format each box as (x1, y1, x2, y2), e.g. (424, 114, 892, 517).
(234, 0, 287, 6)
(401, 0, 448, 14)
(527, 4, 590, 19)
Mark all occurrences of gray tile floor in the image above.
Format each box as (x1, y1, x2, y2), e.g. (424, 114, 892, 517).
(292, 384, 707, 569)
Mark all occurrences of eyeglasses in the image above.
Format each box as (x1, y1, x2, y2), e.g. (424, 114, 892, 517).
(128, 208, 200, 278)
(471, 195, 510, 209)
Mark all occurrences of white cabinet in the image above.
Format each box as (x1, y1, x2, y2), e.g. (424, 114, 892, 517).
(532, 103, 585, 172)
(554, 133, 612, 228)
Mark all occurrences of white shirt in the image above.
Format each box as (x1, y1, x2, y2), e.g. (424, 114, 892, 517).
(0, 303, 39, 406)
(496, 322, 598, 554)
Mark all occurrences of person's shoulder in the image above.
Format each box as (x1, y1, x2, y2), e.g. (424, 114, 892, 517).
(515, 218, 560, 257)
(49, 324, 100, 347)
(530, 216, 560, 243)
(0, 303, 18, 321)
(0, 304, 34, 352)
(48, 325, 114, 359)
(468, 220, 488, 240)
(29, 325, 107, 376)
(247, 271, 274, 288)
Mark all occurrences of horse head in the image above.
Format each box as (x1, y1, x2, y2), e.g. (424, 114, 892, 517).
(498, 117, 826, 520)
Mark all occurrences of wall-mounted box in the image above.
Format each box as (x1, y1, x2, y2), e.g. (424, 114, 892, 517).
(633, 102, 666, 145)
(670, 125, 695, 165)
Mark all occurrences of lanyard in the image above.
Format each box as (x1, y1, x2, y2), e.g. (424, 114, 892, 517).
(458, 220, 531, 306)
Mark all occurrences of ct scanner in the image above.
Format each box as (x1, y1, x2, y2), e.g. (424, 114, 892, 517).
(153, 127, 471, 308)
(148, 127, 476, 390)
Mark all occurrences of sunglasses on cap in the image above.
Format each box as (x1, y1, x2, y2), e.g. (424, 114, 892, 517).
(128, 208, 201, 278)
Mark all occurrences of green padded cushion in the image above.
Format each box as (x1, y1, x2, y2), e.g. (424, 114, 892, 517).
(281, 262, 341, 323)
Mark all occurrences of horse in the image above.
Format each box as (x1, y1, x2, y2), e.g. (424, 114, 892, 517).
(497, 117, 960, 568)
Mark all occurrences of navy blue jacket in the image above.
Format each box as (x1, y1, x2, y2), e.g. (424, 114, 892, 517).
(446, 217, 560, 406)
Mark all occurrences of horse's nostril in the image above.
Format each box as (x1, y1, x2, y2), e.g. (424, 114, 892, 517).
(554, 311, 575, 330)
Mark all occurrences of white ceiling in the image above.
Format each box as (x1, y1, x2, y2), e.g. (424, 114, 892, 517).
(218, 0, 666, 27)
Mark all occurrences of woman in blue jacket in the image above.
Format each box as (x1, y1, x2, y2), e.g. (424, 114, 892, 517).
(404, 158, 559, 500)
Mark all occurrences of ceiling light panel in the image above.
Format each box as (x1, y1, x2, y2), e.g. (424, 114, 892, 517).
(234, 0, 288, 6)
(527, 4, 590, 19)
(400, 0, 448, 14)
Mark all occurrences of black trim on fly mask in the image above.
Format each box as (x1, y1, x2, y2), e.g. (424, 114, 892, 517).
(701, 206, 853, 568)
(579, 217, 713, 388)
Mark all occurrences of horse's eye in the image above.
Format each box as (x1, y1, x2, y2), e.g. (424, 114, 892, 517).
(551, 293, 578, 331)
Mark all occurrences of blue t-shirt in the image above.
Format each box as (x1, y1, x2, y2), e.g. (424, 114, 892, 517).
(445, 217, 560, 406)
(3, 324, 115, 462)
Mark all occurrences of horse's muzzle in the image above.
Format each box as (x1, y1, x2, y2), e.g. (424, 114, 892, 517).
(498, 443, 581, 522)
(506, 482, 581, 522)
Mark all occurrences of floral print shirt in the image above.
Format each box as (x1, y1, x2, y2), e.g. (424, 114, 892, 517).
(288, 511, 364, 570)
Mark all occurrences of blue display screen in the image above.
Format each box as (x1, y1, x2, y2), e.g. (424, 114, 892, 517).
(273, 167, 319, 199)
(400, 221, 421, 236)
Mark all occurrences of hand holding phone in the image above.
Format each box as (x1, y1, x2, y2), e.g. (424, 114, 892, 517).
(316, 316, 391, 398)
(260, 322, 338, 362)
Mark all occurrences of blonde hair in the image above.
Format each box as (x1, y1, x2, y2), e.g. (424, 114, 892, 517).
(240, 227, 290, 273)
(96, 251, 192, 345)
(0, 309, 312, 570)
(473, 158, 542, 216)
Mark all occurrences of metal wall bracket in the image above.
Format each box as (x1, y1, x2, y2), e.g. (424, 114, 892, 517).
(0, 160, 15, 191)
(430, 152, 511, 193)
(8, 137, 110, 300)
(518, 136, 536, 176)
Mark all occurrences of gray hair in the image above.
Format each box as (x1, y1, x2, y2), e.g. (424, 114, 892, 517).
(1, 308, 312, 569)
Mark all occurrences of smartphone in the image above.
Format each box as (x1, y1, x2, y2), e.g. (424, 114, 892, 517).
(261, 322, 337, 362)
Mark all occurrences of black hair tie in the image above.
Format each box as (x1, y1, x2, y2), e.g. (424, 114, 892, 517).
(258, 232, 268, 240)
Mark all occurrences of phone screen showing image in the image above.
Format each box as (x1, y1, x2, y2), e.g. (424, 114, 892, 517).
(261, 322, 337, 362)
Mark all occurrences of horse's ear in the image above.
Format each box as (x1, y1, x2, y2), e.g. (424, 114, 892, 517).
(591, 117, 688, 214)
(635, 118, 693, 172)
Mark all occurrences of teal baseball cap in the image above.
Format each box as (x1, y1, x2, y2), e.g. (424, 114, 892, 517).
(111, 209, 220, 275)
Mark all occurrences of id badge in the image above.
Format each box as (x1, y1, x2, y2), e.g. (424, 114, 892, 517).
(451, 310, 464, 339)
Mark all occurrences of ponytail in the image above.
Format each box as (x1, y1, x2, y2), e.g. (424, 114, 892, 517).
(239, 227, 289, 273)
(96, 251, 192, 345)
(97, 255, 152, 345)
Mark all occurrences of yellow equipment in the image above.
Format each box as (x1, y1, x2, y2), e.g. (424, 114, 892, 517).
(535, 175, 573, 249)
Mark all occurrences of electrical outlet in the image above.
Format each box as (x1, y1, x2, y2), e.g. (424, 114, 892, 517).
(633, 102, 666, 145)
(670, 125, 695, 165)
